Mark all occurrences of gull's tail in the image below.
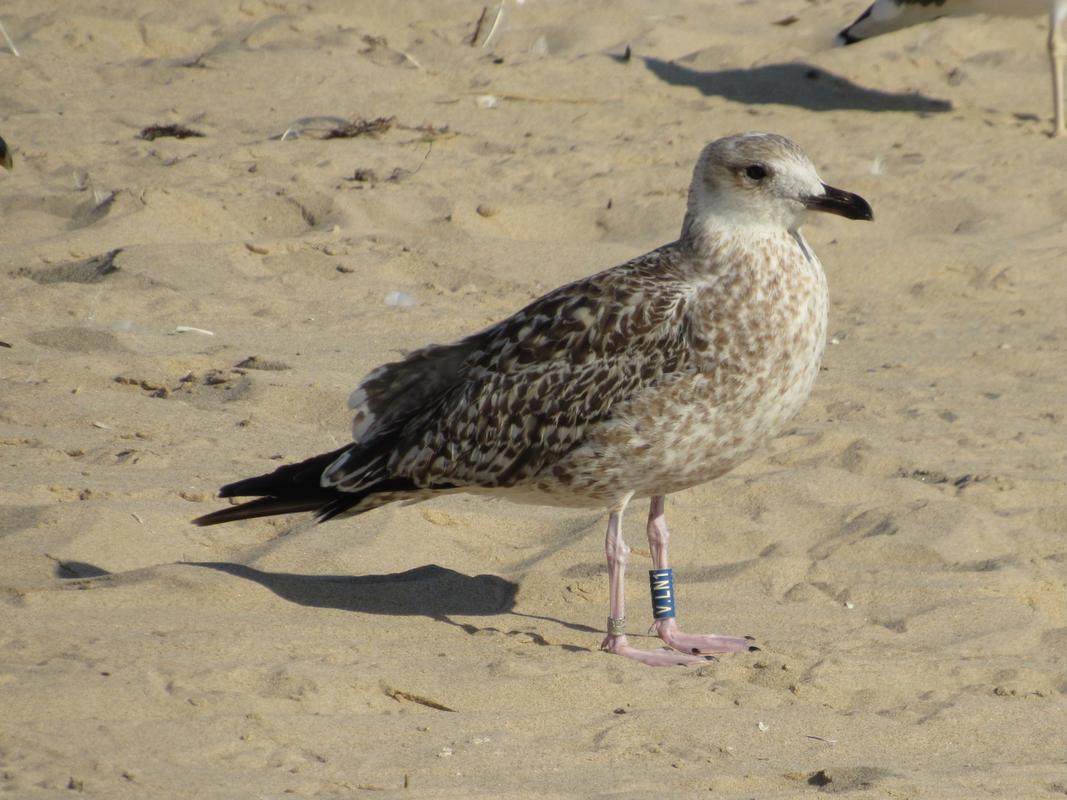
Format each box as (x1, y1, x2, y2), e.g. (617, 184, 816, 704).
(191, 446, 421, 526)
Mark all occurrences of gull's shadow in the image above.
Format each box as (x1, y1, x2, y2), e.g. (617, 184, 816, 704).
(190, 562, 518, 616)
(644, 57, 951, 114)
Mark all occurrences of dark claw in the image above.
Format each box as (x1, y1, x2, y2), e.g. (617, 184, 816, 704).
(744, 635, 756, 641)
(703, 655, 717, 662)
(691, 648, 700, 654)
(748, 645, 761, 652)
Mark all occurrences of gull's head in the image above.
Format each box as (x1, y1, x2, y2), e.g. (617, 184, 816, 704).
(683, 132, 872, 240)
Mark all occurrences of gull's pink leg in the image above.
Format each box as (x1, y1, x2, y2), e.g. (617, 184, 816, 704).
(646, 495, 756, 655)
(599, 497, 713, 667)
(1050, 4, 1067, 136)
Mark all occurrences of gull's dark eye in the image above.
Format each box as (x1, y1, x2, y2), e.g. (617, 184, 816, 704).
(745, 164, 767, 180)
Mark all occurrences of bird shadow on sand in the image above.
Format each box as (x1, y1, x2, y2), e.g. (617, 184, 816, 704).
(643, 57, 952, 114)
(188, 562, 600, 642)
(190, 562, 518, 616)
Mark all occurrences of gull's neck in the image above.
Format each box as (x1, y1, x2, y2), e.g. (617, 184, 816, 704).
(678, 208, 824, 284)
(681, 209, 792, 255)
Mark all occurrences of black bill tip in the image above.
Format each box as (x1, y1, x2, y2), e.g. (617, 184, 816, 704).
(804, 183, 873, 221)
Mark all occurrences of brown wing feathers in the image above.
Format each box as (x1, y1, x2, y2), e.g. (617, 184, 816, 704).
(194, 251, 692, 526)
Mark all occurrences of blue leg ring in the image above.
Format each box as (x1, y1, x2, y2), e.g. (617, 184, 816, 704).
(649, 568, 677, 620)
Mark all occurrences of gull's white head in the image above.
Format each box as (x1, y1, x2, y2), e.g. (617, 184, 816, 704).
(682, 132, 872, 241)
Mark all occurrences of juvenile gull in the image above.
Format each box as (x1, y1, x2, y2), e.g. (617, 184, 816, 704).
(838, 0, 1067, 135)
(193, 133, 873, 667)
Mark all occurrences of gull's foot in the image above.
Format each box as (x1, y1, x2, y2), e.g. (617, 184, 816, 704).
(600, 633, 716, 667)
(652, 618, 758, 655)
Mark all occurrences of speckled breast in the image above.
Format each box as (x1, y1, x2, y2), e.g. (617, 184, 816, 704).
(539, 231, 829, 504)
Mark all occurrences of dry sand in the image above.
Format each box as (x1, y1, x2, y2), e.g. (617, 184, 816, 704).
(2, 1, 1066, 797)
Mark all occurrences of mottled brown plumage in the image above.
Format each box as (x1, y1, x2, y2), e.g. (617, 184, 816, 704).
(194, 133, 872, 666)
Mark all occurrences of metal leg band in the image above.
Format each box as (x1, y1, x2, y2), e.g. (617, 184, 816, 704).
(607, 616, 626, 636)
(649, 568, 677, 620)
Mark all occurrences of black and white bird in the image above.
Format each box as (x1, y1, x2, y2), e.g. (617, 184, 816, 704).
(838, 0, 1067, 135)
(194, 133, 872, 666)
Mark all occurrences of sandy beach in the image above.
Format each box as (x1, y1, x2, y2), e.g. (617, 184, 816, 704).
(2, 1, 1066, 796)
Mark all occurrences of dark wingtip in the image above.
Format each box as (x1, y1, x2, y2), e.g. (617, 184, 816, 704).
(190, 447, 409, 527)
(190, 496, 324, 526)
(191, 507, 236, 527)
(190, 501, 265, 527)
(836, 5, 872, 46)
(216, 475, 272, 498)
